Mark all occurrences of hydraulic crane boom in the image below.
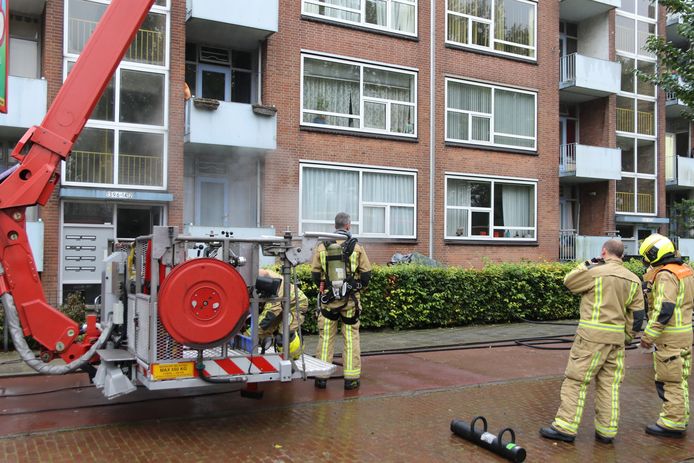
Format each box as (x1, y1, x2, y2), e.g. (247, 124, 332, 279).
(0, 0, 155, 364)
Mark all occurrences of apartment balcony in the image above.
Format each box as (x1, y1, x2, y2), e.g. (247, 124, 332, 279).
(665, 90, 688, 119)
(0, 76, 47, 136)
(559, 143, 621, 183)
(184, 99, 277, 152)
(186, 0, 278, 50)
(559, 0, 620, 23)
(666, 154, 694, 189)
(666, 13, 689, 48)
(559, 54, 621, 103)
(560, 231, 628, 262)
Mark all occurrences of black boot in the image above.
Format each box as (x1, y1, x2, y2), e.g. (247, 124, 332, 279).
(645, 423, 685, 438)
(344, 379, 360, 390)
(539, 427, 575, 443)
(594, 432, 613, 444)
(314, 378, 327, 389)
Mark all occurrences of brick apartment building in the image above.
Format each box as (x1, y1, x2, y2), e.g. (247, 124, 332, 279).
(0, 0, 682, 305)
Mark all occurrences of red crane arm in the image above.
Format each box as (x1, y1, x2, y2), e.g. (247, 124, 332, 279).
(0, 0, 155, 362)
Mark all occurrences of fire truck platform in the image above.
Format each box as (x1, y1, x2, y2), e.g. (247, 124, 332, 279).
(0, 322, 693, 462)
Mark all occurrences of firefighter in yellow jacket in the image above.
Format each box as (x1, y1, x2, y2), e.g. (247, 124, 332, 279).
(254, 268, 308, 360)
(639, 233, 693, 438)
(540, 239, 644, 444)
(311, 212, 372, 390)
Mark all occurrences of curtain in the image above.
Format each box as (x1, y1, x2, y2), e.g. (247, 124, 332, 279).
(364, 172, 414, 235)
(494, 0, 534, 55)
(447, 82, 491, 141)
(494, 89, 534, 147)
(364, 68, 414, 133)
(392, 1, 416, 33)
(366, 0, 387, 26)
(560, 201, 574, 231)
(305, 0, 361, 22)
(302, 168, 359, 230)
(304, 59, 360, 127)
(446, 179, 472, 236)
(500, 184, 532, 229)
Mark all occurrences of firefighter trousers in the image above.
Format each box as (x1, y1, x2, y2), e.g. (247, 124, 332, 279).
(315, 300, 361, 380)
(653, 345, 691, 431)
(553, 335, 626, 438)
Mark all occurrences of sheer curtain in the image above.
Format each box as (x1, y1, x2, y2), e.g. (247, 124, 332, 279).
(494, 89, 534, 147)
(364, 69, 414, 133)
(392, 1, 416, 33)
(494, 0, 534, 56)
(303, 59, 360, 127)
(305, 0, 361, 22)
(446, 179, 472, 236)
(302, 168, 359, 232)
(363, 172, 414, 235)
(366, 0, 387, 26)
(500, 184, 533, 232)
(447, 82, 491, 141)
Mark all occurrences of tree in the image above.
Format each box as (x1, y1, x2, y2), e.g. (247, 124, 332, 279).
(637, 0, 694, 120)
(669, 198, 694, 238)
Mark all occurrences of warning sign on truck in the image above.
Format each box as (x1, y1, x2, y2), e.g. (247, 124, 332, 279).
(152, 362, 195, 380)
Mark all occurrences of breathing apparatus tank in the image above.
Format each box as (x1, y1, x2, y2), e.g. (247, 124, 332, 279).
(325, 242, 348, 300)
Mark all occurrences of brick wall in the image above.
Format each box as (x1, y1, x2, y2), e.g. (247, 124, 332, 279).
(265, 0, 560, 267)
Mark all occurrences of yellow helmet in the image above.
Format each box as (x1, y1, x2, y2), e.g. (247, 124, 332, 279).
(639, 233, 675, 265)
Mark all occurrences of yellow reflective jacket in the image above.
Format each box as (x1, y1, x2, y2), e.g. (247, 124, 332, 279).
(643, 263, 694, 348)
(565, 256, 644, 345)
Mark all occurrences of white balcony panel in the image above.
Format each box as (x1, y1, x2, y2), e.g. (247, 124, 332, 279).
(26, 221, 44, 272)
(186, 0, 278, 49)
(678, 238, 694, 259)
(559, 144, 621, 183)
(666, 14, 689, 47)
(0, 76, 47, 130)
(559, 0, 620, 22)
(185, 100, 277, 151)
(560, 54, 621, 103)
(669, 156, 694, 189)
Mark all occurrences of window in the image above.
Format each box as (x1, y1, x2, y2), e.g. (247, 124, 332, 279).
(445, 175, 536, 240)
(63, 0, 169, 190)
(445, 78, 536, 150)
(301, 54, 417, 137)
(300, 164, 416, 238)
(302, 0, 417, 36)
(617, 137, 656, 214)
(446, 0, 536, 60)
(185, 45, 255, 104)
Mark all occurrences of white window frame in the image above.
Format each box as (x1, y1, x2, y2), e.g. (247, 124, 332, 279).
(301, 53, 417, 138)
(445, 0, 537, 61)
(299, 162, 417, 239)
(61, 0, 170, 191)
(444, 173, 537, 241)
(302, 0, 418, 37)
(444, 78, 537, 151)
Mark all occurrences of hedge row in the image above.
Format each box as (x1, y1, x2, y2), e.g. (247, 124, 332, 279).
(293, 259, 646, 334)
(0, 260, 647, 345)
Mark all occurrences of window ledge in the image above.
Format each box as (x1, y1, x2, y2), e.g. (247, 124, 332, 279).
(444, 42, 538, 65)
(445, 140, 538, 156)
(444, 239, 539, 246)
(301, 14, 419, 42)
(357, 238, 418, 245)
(300, 125, 419, 143)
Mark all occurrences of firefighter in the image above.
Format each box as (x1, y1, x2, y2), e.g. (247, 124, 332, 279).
(639, 233, 694, 438)
(540, 239, 645, 444)
(311, 212, 372, 390)
(255, 268, 308, 360)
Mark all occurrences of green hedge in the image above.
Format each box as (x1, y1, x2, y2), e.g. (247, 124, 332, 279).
(293, 259, 646, 334)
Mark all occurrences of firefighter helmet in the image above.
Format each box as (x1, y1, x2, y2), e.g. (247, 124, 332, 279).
(639, 233, 675, 265)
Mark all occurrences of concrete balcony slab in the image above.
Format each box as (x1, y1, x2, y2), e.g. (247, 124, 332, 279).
(559, 143, 621, 183)
(560, 53, 621, 103)
(559, 0, 620, 22)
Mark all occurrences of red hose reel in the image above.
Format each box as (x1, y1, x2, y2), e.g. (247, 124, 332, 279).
(158, 258, 249, 348)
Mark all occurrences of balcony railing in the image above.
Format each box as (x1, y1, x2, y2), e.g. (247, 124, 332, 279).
(559, 229, 577, 262)
(559, 53, 576, 84)
(69, 18, 164, 65)
(616, 108, 654, 135)
(616, 191, 655, 214)
(560, 143, 577, 174)
(65, 150, 163, 186)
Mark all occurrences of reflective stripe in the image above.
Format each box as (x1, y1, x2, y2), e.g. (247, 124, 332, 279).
(350, 251, 358, 273)
(319, 250, 327, 273)
(683, 350, 691, 426)
(591, 277, 603, 322)
(610, 349, 625, 429)
(554, 418, 577, 434)
(675, 279, 685, 327)
(344, 307, 353, 375)
(662, 325, 693, 333)
(645, 283, 666, 338)
(320, 315, 332, 362)
(573, 352, 602, 429)
(659, 416, 688, 430)
(595, 422, 618, 437)
(578, 320, 626, 333)
(625, 281, 639, 308)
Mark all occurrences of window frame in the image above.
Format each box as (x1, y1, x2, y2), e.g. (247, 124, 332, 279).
(444, 77, 537, 151)
(445, 0, 538, 61)
(300, 53, 418, 138)
(299, 162, 417, 239)
(61, 0, 170, 191)
(301, 0, 418, 38)
(444, 173, 537, 241)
